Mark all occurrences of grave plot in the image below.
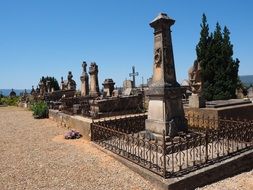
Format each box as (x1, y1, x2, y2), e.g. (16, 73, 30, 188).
(91, 116, 253, 178)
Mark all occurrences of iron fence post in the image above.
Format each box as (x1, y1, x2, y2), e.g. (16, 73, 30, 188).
(162, 130, 166, 178)
(205, 129, 208, 163)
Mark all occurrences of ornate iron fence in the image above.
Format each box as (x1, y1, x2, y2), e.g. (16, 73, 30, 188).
(91, 116, 253, 178)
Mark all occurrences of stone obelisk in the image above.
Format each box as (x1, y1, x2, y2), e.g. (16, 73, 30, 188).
(89, 62, 100, 98)
(145, 13, 187, 137)
(80, 61, 89, 96)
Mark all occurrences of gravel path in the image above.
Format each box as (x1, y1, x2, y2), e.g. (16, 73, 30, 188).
(0, 107, 156, 190)
(197, 170, 253, 190)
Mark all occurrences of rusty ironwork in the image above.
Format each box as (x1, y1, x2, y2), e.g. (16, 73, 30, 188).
(91, 116, 253, 178)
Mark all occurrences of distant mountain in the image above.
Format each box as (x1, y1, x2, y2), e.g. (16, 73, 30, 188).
(0, 89, 31, 96)
(239, 75, 253, 87)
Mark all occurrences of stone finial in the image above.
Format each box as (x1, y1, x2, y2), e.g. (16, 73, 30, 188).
(82, 61, 87, 73)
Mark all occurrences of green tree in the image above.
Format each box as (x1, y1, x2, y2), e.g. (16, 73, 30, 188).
(40, 76, 60, 91)
(196, 14, 240, 100)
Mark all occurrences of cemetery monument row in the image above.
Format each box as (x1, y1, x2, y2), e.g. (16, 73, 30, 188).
(145, 13, 187, 137)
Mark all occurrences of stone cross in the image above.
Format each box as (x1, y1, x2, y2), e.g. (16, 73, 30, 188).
(129, 66, 139, 88)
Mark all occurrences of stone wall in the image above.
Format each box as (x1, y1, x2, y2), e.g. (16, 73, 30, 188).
(185, 103, 253, 129)
(49, 109, 92, 140)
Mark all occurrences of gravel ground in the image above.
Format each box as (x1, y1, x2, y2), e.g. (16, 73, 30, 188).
(0, 107, 252, 190)
(197, 170, 253, 190)
(0, 107, 156, 190)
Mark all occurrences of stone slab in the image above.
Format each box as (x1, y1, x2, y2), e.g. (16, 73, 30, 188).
(184, 103, 253, 129)
(206, 98, 251, 108)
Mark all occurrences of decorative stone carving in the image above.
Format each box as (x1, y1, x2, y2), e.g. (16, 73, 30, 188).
(188, 59, 202, 94)
(188, 60, 205, 108)
(67, 71, 76, 90)
(60, 72, 76, 91)
(154, 48, 162, 67)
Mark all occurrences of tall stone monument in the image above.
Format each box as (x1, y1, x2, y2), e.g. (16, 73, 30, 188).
(80, 61, 89, 96)
(145, 13, 187, 137)
(89, 62, 100, 98)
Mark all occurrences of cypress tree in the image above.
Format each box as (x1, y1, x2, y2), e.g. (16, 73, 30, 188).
(196, 14, 240, 101)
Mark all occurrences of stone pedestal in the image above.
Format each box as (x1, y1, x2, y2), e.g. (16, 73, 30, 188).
(145, 13, 187, 137)
(145, 87, 186, 137)
(80, 61, 89, 96)
(189, 94, 206, 108)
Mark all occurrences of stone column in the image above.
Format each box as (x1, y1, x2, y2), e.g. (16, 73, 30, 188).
(102, 78, 115, 97)
(80, 61, 89, 96)
(89, 62, 100, 98)
(145, 13, 187, 137)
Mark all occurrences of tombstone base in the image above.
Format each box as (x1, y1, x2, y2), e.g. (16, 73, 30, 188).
(145, 119, 179, 137)
(189, 94, 206, 108)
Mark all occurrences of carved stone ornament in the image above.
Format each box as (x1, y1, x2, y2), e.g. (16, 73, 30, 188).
(154, 48, 162, 67)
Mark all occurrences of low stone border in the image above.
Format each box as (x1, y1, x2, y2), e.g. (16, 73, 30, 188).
(49, 109, 93, 140)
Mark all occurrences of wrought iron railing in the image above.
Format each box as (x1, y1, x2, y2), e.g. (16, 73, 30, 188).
(91, 116, 253, 178)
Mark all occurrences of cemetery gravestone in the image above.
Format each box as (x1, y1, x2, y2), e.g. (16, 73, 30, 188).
(145, 13, 187, 137)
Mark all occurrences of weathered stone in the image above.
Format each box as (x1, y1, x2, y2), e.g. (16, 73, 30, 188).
(80, 61, 89, 96)
(188, 59, 206, 108)
(123, 80, 133, 90)
(89, 95, 143, 118)
(189, 94, 205, 108)
(145, 13, 187, 137)
(61, 71, 77, 91)
(102, 78, 115, 97)
(188, 60, 202, 94)
(89, 62, 100, 98)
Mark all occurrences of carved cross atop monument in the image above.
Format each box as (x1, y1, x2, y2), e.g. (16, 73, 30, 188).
(145, 13, 187, 137)
(129, 66, 139, 88)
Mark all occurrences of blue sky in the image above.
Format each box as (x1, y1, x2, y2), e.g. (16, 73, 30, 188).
(0, 0, 252, 89)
